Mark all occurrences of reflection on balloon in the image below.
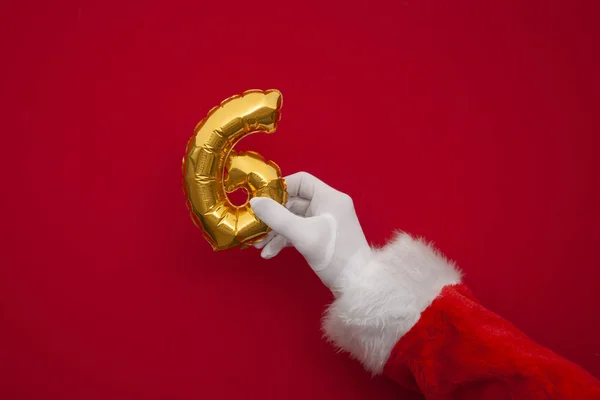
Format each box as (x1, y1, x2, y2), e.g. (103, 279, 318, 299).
(182, 89, 287, 251)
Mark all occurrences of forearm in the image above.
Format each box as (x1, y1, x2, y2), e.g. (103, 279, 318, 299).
(322, 233, 600, 399)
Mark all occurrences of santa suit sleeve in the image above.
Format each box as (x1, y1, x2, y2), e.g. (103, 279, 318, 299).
(322, 233, 600, 399)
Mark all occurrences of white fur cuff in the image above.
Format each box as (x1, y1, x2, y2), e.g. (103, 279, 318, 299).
(322, 232, 462, 374)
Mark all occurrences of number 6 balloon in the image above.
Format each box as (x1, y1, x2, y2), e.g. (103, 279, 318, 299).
(182, 89, 288, 251)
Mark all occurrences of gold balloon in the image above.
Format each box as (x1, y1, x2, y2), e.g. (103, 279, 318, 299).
(182, 89, 288, 251)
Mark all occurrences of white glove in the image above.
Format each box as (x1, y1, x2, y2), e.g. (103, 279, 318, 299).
(249, 172, 372, 290)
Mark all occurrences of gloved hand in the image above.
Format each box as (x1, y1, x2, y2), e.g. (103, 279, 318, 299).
(249, 172, 372, 290)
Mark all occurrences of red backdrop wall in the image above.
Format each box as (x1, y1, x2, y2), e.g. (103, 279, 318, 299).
(1, 1, 599, 399)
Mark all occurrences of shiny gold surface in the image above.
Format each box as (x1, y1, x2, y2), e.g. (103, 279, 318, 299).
(182, 89, 287, 251)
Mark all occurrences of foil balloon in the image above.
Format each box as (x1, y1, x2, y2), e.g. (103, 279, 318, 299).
(182, 89, 288, 251)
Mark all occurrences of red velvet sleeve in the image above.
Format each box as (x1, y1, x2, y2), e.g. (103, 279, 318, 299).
(383, 284, 600, 399)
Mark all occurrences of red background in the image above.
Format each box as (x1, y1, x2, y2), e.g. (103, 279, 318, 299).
(1, 0, 599, 399)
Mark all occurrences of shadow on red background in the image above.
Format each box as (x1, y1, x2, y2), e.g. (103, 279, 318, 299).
(1, 0, 599, 398)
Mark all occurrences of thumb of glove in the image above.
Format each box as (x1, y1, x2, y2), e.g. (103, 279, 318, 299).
(250, 197, 306, 242)
(250, 197, 336, 273)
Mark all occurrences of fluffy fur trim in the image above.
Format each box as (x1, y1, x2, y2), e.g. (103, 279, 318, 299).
(322, 232, 462, 375)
